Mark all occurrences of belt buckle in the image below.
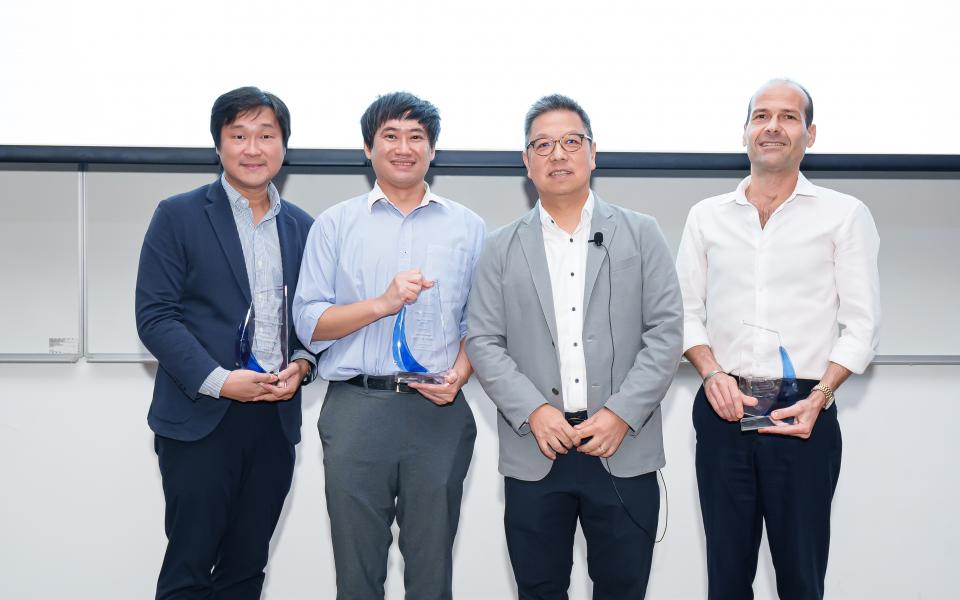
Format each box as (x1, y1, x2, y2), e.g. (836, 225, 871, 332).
(395, 379, 402, 393)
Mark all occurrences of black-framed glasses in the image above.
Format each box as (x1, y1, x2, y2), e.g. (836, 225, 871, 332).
(525, 133, 593, 156)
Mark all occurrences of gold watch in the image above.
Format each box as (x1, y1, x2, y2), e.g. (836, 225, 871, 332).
(813, 383, 835, 409)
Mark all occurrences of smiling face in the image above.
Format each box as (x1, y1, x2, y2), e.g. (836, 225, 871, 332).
(522, 109, 597, 203)
(364, 118, 435, 195)
(217, 107, 285, 197)
(743, 82, 816, 175)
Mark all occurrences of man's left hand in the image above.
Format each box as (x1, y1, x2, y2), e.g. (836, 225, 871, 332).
(575, 408, 630, 458)
(255, 359, 310, 401)
(759, 390, 827, 439)
(408, 370, 463, 406)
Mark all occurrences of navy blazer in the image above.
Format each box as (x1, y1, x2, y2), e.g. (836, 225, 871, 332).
(136, 180, 315, 444)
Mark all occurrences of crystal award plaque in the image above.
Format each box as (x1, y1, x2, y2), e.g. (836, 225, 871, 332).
(236, 285, 289, 374)
(739, 322, 802, 431)
(392, 280, 451, 385)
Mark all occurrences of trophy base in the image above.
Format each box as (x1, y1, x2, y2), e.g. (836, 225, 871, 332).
(740, 414, 796, 432)
(396, 371, 447, 385)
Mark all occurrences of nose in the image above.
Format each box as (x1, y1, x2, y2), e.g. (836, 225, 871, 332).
(243, 136, 262, 156)
(548, 139, 567, 160)
(764, 117, 782, 133)
(396, 136, 411, 154)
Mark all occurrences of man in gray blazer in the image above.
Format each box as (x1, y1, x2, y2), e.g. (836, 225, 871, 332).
(466, 94, 683, 599)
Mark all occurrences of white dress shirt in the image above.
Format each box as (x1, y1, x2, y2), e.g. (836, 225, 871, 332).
(676, 174, 880, 380)
(539, 193, 595, 412)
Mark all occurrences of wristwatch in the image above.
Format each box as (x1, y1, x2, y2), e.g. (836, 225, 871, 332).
(812, 382, 835, 409)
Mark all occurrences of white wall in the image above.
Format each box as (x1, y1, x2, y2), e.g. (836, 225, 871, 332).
(1, 363, 956, 599)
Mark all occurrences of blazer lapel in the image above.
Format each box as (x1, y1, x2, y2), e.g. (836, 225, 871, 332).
(276, 206, 300, 322)
(583, 197, 617, 311)
(517, 209, 559, 347)
(204, 182, 252, 305)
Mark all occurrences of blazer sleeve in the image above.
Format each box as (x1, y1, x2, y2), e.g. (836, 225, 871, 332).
(135, 200, 220, 400)
(465, 233, 547, 435)
(604, 216, 684, 434)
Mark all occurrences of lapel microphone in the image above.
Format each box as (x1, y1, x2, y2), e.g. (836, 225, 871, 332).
(591, 232, 604, 247)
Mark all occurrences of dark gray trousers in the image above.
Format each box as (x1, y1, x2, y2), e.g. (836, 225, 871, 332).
(319, 381, 476, 600)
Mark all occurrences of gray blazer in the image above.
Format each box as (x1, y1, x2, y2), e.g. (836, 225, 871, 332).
(466, 196, 683, 481)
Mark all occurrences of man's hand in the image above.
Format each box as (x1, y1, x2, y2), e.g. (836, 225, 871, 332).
(378, 269, 434, 316)
(408, 369, 464, 406)
(254, 359, 311, 402)
(221, 369, 280, 402)
(575, 408, 630, 458)
(704, 372, 758, 422)
(759, 390, 827, 439)
(529, 404, 581, 460)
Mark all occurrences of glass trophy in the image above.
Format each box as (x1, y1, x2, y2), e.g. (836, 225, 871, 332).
(392, 280, 451, 385)
(738, 322, 801, 431)
(236, 285, 289, 375)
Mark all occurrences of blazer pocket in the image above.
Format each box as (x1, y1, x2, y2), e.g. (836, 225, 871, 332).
(610, 254, 641, 272)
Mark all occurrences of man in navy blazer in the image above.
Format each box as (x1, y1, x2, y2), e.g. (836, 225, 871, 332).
(136, 87, 316, 600)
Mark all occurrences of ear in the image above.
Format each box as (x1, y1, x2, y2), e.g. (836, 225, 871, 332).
(428, 145, 436, 162)
(742, 126, 748, 148)
(588, 141, 597, 172)
(521, 149, 531, 178)
(363, 144, 373, 160)
(806, 123, 817, 148)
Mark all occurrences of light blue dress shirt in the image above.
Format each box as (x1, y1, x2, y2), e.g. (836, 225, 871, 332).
(199, 175, 315, 397)
(293, 182, 485, 380)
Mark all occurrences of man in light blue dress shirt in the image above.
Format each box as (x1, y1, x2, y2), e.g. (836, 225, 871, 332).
(293, 92, 485, 600)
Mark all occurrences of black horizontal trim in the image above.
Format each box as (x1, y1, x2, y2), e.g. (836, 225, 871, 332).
(1, 145, 959, 172)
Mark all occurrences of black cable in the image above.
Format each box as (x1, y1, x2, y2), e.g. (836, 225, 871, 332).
(592, 234, 669, 544)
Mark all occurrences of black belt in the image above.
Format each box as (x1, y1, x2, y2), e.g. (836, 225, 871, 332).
(564, 410, 592, 445)
(344, 374, 417, 394)
(564, 410, 588, 426)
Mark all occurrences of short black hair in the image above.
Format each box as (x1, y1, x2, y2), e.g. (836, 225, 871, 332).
(524, 94, 593, 143)
(361, 92, 441, 149)
(210, 86, 291, 150)
(745, 78, 814, 127)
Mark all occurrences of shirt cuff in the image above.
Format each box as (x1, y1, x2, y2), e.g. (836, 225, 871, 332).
(682, 320, 711, 354)
(199, 367, 230, 399)
(297, 301, 336, 355)
(290, 350, 318, 385)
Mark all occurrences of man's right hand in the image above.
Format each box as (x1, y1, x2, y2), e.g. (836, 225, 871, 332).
(377, 269, 434, 316)
(704, 372, 758, 421)
(221, 369, 281, 402)
(528, 404, 581, 460)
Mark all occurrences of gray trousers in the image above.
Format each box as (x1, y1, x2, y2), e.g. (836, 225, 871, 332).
(319, 381, 477, 600)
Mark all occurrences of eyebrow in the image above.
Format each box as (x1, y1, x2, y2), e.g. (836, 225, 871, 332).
(380, 126, 426, 134)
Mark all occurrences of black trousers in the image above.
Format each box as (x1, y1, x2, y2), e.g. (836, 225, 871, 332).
(154, 401, 295, 600)
(693, 383, 842, 600)
(504, 452, 659, 600)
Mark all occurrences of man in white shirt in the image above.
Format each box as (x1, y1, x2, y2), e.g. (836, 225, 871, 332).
(676, 79, 881, 599)
(467, 94, 683, 598)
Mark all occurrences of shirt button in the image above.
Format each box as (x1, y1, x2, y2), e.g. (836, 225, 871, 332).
(569, 238, 574, 243)
(571, 307, 576, 312)
(552, 388, 560, 395)
(570, 272, 574, 277)
(574, 378, 580, 383)
(573, 342, 579, 347)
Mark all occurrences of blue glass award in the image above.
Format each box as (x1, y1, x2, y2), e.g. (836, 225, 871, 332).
(739, 322, 801, 431)
(392, 280, 450, 385)
(236, 285, 289, 375)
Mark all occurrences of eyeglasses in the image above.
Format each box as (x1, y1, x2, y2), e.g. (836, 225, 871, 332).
(525, 133, 593, 156)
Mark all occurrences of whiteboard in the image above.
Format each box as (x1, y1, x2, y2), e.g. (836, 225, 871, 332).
(0, 168, 81, 359)
(29, 166, 960, 359)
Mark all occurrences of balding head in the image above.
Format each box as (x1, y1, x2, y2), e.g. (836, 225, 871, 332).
(746, 78, 814, 128)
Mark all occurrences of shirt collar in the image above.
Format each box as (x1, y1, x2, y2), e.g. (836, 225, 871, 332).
(366, 181, 447, 213)
(726, 172, 816, 206)
(538, 191, 595, 232)
(220, 173, 281, 216)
